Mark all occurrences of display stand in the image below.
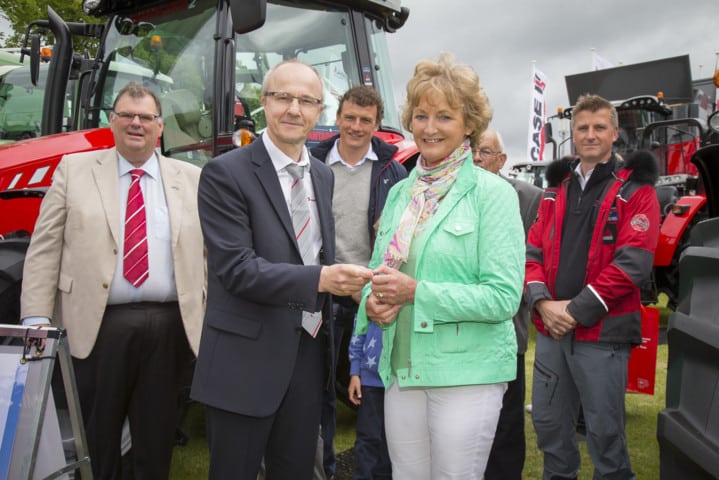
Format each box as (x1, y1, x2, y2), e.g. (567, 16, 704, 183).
(0, 325, 92, 480)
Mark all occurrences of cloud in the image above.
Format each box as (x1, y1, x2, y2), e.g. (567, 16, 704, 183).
(386, 0, 719, 166)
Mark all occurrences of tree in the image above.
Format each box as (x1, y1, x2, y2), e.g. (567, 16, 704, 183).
(0, 1, 101, 48)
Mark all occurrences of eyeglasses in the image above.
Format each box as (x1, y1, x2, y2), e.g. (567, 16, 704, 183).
(112, 111, 161, 124)
(473, 148, 501, 158)
(263, 91, 323, 108)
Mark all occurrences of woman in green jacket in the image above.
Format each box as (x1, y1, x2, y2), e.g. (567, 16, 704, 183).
(354, 53, 525, 479)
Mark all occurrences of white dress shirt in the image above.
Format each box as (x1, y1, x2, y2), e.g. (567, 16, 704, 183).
(326, 139, 378, 169)
(108, 153, 177, 304)
(262, 133, 322, 265)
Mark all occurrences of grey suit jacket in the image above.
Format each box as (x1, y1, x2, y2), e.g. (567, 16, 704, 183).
(505, 176, 542, 353)
(21, 147, 206, 358)
(190, 137, 336, 417)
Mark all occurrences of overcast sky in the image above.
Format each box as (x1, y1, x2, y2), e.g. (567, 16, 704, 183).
(385, 0, 719, 168)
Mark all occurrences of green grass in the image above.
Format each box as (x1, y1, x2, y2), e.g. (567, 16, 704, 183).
(171, 304, 670, 479)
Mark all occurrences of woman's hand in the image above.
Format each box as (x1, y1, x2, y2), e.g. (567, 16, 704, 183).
(370, 264, 418, 306)
(366, 293, 402, 327)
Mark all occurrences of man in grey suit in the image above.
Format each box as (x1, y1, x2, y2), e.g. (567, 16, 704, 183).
(190, 60, 374, 480)
(474, 128, 542, 480)
(21, 82, 205, 479)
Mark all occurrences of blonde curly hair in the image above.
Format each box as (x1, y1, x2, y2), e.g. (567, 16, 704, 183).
(401, 53, 492, 150)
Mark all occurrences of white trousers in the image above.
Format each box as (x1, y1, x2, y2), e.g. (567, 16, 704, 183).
(384, 381, 506, 480)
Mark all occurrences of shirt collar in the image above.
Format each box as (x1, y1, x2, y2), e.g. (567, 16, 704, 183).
(573, 155, 616, 190)
(262, 133, 311, 173)
(117, 152, 160, 180)
(327, 138, 377, 169)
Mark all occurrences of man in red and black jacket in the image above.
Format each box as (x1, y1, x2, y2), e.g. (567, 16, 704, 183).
(525, 94, 660, 480)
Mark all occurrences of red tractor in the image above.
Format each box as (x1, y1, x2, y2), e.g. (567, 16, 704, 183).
(0, 0, 419, 323)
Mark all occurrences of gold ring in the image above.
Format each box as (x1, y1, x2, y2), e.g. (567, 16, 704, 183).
(376, 292, 384, 299)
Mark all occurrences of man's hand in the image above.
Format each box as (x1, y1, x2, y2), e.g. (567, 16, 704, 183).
(370, 264, 417, 306)
(23, 323, 51, 351)
(348, 375, 362, 406)
(319, 264, 373, 296)
(366, 293, 401, 327)
(536, 299, 577, 339)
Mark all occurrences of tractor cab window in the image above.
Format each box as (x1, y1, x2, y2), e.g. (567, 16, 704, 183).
(365, 18, 401, 132)
(0, 65, 47, 141)
(89, 0, 217, 166)
(233, 3, 361, 144)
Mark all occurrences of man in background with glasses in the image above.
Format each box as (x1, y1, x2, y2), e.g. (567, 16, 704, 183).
(191, 59, 374, 480)
(474, 128, 542, 480)
(21, 81, 205, 479)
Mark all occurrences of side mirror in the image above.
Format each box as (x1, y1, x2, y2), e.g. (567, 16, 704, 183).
(544, 122, 554, 144)
(30, 34, 41, 86)
(228, 0, 266, 34)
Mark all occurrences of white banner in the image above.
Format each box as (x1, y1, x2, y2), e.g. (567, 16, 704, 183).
(527, 66, 547, 162)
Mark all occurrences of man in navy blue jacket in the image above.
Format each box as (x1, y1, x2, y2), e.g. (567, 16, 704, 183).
(311, 85, 407, 479)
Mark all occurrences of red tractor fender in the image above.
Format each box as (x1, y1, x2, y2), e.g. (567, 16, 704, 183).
(0, 128, 115, 236)
(654, 195, 707, 267)
(374, 131, 419, 168)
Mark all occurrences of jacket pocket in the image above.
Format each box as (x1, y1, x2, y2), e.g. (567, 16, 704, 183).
(438, 220, 476, 258)
(206, 309, 262, 339)
(58, 272, 73, 293)
(533, 358, 559, 405)
(435, 323, 474, 353)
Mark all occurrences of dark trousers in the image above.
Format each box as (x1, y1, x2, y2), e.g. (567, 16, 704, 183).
(73, 302, 193, 480)
(320, 303, 355, 477)
(206, 330, 327, 480)
(485, 354, 526, 480)
(353, 385, 391, 480)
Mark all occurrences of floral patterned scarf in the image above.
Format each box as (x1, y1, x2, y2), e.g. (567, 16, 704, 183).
(383, 140, 470, 269)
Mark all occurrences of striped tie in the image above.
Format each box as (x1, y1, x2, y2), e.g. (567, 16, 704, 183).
(286, 163, 314, 265)
(123, 169, 149, 287)
(286, 163, 322, 337)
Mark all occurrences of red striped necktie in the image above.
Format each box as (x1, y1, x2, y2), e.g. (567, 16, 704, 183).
(123, 169, 149, 287)
(286, 163, 322, 337)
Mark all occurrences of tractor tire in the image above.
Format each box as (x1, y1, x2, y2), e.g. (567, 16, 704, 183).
(0, 234, 30, 325)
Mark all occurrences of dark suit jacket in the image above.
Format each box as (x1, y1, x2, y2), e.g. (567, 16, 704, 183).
(505, 176, 542, 353)
(190, 137, 335, 417)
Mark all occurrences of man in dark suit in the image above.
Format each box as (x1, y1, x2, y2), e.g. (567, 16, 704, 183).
(190, 59, 374, 480)
(21, 82, 205, 479)
(474, 128, 542, 480)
